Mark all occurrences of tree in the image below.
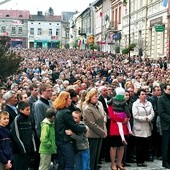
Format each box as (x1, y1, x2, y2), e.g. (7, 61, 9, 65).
(48, 7, 54, 16)
(0, 36, 22, 81)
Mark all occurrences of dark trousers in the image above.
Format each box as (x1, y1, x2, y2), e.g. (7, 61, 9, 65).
(13, 153, 30, 170)
(152, 129, 162, 158)
(125, 135, 136, 162)
(162, 130, 170, 164)
(99, 119, 110, 161)
(135, 136, 148, 164)
(89, 138, 103, 170)
(56, 141, 75, 170)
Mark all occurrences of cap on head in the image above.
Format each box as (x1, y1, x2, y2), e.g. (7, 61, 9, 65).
(115, 87, 125, 96)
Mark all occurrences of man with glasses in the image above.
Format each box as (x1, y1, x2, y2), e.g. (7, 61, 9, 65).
(3, 90, 18, 129)
(158, 84, 170, 169)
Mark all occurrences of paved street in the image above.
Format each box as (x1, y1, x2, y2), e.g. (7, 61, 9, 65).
(100, 160, 165, 170)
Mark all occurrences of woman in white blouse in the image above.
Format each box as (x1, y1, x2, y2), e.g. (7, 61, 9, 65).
(132, 89, 154, 167)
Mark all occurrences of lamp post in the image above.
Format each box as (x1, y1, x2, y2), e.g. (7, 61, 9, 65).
(123, 0, 131, 61)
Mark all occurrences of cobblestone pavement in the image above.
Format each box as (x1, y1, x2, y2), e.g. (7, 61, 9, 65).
(100, 160, 166, 170)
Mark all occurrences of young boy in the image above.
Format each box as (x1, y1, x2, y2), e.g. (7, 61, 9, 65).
(10, 101, 37, 170)
(0, 111, 12, 170)
(65, 110, 90, 170)
(39, 108, 57, 170)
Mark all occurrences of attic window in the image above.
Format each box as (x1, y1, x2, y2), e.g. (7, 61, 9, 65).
(49, 23, 51, 25)
(39, 23, 41, 24)
(19, 15, 23, 17)
(6, 14, 10, 17)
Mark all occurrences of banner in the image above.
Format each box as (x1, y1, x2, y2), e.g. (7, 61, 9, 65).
(163, 0, 168, 7)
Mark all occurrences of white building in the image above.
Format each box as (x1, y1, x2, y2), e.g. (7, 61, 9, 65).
(28, 11, 61, 48)
(122, 0, 167, 58)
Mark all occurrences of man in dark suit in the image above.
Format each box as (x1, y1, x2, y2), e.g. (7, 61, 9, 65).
(158, 84, 170, 169)
(3, 90, 18, 129)
(98, 86, 111, 162)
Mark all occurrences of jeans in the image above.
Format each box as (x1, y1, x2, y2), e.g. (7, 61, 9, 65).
(74, 148, 90, 170)
(56, 141, 75, 170)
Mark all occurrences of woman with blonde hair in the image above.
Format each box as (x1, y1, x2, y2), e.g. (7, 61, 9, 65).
(53, 91, 87, 170)
(82, 88, 107, 170)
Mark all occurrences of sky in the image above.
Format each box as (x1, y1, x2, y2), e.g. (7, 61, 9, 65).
(0, 0, 95, 15)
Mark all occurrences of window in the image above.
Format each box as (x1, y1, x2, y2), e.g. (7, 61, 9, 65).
(56, 29, 59, 35)
(49, 29, 52, 36)
(11, 27, 16, 35)
(19, 15, 23, 18)
(37, 28, 42, 35)
(18, 27, 23, 35)
(1, 26, 6, 33)
(6, 14, 9, 17)
(66, 31, 69, 38)
(30, 28, 34, 35)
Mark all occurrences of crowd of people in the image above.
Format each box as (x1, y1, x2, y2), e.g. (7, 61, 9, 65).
(0, 48, 170, 170)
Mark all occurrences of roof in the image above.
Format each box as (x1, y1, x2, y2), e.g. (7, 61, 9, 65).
(0, 10, 30, 19)
(30, 15, 61, 22)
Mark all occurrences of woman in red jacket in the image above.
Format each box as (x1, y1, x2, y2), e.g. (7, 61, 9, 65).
(108, 87, 130, 170)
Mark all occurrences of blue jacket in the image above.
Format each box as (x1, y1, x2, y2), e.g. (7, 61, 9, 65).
(0, 125, 12, 164)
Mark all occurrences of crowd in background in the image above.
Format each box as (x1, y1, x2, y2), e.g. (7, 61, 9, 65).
(0, 48, 170, 170)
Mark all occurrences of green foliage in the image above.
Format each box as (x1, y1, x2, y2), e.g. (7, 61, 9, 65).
(89, 44, 95, 50)
(122, 48, 129, 54)
(48, 7, 54, 16)
(128, 43, 136, 51)
(0, 36, 22, 81)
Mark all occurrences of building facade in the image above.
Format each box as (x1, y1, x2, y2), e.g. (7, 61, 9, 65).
(121, 0, 167, 58)
(0, 10, 29, 47)
(28, 11, 61, 48)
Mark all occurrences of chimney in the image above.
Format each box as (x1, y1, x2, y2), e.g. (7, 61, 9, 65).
(37, 11, 43, 16)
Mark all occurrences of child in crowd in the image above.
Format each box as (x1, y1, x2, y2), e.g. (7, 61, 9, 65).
(39, 108, 57, 170)
(65, 110, 90, 170)
(108, 87, 132, 145)
(10, 101, 37, 170)
(0, 111, 12, 170)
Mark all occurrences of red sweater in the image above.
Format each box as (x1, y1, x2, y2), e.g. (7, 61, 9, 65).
(108, 105, 129, 136)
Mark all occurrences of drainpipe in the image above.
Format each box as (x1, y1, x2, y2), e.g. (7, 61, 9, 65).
(144, 0, 148, 57)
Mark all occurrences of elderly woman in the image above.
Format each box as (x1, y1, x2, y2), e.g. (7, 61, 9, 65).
(82, 88, 107, 170)
(53, 91, 87, 170)
(132, 89, 154, 167)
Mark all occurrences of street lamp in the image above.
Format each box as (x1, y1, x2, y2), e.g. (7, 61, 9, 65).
(123, 0, 131, 61)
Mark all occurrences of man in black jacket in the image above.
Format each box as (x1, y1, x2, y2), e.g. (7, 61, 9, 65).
(158, 84, 170, 169)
